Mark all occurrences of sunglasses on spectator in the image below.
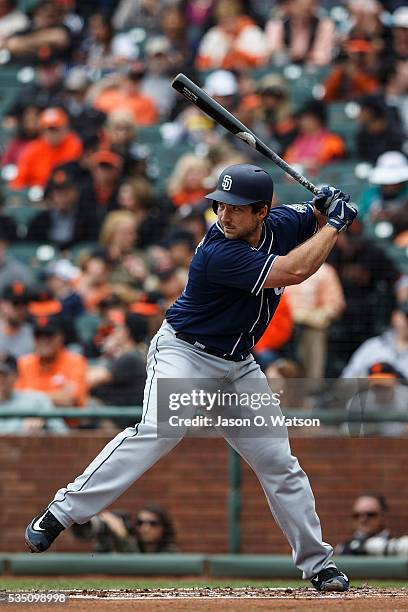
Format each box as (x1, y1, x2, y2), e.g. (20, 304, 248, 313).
(136, 518, 161, 527)
(352, 511, 379, 519)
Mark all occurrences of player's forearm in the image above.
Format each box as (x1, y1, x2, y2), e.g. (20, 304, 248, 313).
(264, 225, 338, 288)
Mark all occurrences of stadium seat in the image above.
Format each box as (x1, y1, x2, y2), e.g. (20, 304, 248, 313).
(7, 242, 41, 264)
(137, 126, 164, 144)
(5, 205, 41, 238)
(317, 162, 366, 201)
(75, 312, 102, 345)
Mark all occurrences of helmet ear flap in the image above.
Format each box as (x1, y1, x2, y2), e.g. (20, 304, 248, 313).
(212, 201, 218, 214)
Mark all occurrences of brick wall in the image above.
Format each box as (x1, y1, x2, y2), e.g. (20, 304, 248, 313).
(1, 434, 407, 554)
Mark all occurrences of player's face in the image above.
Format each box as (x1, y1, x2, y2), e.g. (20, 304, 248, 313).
(217, 202, 266, 245)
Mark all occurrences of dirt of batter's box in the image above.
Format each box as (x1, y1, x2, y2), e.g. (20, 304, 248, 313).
(5, 587, 408, 612)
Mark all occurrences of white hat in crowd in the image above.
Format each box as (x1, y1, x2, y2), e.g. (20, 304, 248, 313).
(369, 151, 408, 185)
(204, 70, 238, 97)
(393, 7, 408, 28)
(145, 36, 171, 57)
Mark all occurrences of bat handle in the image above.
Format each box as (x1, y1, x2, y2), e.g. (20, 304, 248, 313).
(255, 140, 320, 196)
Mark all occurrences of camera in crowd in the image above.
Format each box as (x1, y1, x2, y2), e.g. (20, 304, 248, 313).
(71, 505, 178, 553)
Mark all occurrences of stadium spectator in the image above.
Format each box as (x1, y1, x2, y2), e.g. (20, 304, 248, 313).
(159, 4, 197, 74)
(16, 318, 88, 414)
(392, 6, 408, 60)
(174, 206, 208, 247)
(171, 71, 240, 147)
(80, 149, 124, 235)
(0, 0, 29, 42)
(255, 74, 296, 154)
(358, 151, 408, 230)
(103, 109, 137, 166)
(328, 221, 398, 366)
(80, 12, 137, 74)
(43, 259, 84, 321)
(253, 294, 293, 370)
(342, 301, 408, 378)
(204, 70, 239, 115)
(284, 100, 346, 173)
(71, 504, 178, 553)
(1, 0, 76, 62)
(99, 210, 148, 291)
(265, 0, 336, 66)
(87, 312, 148, 428)
(140, 37, 177, 118)
(285, 263, 345, 378)
(11, 107, 83, 189)
(0, 227, 33, 290)
(265, 358, 309, 410)
(3, 60, 65, 128)
(196, 0, 268, 70)
(134, 505, 178, 552)
(117, 177, 174, 248)
(26, 167, 96, 248)
(384, 60, 408, 134)
(167, 154, 210, 208)
(336, 493, 408, 556)
(322, 39, 380, 102)
(0, 353, 67, 435)
(162, 229, 195, 272)
(344, 0, 394, 67)
(76, 251, 112, 313)
(72, 509, 139, 552)
(154, 267, 187, 311)
(345, 362, 408, 437)
(356, 94, 404, 163)
(113, 0, 162, 33)
(0, 283, 34, 358)
(90, 62, 158, 126)
(1, 105, 41, 166)
(54, 134, 99, 194)
(62, 68, 106, 141)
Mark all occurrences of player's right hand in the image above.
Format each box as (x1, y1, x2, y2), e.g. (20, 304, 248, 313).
(313, 185, 350, 215)
(326, 197, 357, 232)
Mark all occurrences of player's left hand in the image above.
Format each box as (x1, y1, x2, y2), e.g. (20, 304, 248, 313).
(312, 186, 350, 215)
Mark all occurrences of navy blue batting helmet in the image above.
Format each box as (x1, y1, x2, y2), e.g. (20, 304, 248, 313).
(205, 164, 274, 211)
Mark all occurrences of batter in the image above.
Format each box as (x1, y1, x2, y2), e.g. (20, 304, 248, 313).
(25, 164, 356, 591)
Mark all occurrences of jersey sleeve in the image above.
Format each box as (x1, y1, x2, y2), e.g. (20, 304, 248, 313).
(206, 241, 278, 296)
(269, 203, 318, 252)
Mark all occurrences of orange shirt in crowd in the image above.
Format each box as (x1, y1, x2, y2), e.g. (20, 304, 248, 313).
(323, 67, 379, 102)
(11, 132, 83, 188)
(196, 16, 268, 70)
(93, 89, 158, 126)
(16, 348, 88, 407)
(254, 294, 293, 353)
(171, 188, 208, 208)
(284, 130, 345, 171)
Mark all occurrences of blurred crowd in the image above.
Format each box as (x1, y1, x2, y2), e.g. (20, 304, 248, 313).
(0, 0, 407, 431)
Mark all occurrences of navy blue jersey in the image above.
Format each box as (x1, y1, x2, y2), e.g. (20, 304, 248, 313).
(166, 203, 317, 357)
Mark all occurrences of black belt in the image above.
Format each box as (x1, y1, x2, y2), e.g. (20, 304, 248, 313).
(175, 332, 249, 362)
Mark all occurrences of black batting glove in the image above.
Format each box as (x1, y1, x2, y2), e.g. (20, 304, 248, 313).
(313, 186, 350, 215)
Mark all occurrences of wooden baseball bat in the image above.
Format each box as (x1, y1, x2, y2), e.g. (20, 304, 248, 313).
(171, 73, 319, 196)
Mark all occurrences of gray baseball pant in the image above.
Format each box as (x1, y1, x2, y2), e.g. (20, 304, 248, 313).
(48, 321, 334, 579)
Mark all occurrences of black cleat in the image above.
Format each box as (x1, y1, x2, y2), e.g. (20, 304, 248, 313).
(311, 567, 349, 592)
(25, 508, 65, 553)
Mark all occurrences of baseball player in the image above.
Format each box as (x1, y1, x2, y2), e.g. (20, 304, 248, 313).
(25, 164, 356, 591)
